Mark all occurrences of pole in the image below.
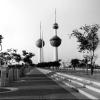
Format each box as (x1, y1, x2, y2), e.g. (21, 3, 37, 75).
(40, 22, 42, 63)
(55, 9, 58, 61)
(41, 31, 44, 62)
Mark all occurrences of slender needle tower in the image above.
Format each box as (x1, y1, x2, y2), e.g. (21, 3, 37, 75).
(36, 22, 45, 63)
(50, 9, 62, 61)
(41, 31, 44, 62)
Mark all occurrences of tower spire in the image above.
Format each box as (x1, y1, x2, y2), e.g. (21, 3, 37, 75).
(53, 8, 58, 36)
(40, 22, 41, 39)
(55, 8, 56, 23)
(42, 31, 44, 62)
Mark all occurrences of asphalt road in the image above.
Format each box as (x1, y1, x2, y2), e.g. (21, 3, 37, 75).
(0, 67, 87, 100)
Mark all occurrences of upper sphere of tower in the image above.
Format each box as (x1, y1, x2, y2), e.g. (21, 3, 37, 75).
(50, 35, 61, 47)
(36, 39, 45, 48)
(53, 22, 59, 29)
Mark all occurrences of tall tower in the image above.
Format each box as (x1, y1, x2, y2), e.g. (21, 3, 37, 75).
(50, 9, 62, 61)
(36, 23, 45, 63)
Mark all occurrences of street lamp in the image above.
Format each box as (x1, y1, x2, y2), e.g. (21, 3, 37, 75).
(0, 35, 3, 51)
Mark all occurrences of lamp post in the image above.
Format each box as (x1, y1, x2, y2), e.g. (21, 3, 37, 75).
(0, 35, 6, 87)
(0, 35, 3, 51)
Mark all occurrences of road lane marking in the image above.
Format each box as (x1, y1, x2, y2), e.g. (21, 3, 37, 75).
(63, 82, 99, 100)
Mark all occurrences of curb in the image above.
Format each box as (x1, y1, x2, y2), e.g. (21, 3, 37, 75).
(57, 72, 100, 87)
(63, 82, 99, 100)
(38, 68, 99, 100)
(57, 73, 100, 93)
(63, 82, 79, 92)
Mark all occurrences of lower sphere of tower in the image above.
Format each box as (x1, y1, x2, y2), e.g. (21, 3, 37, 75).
(50, 35, 61, 47)
(36, 39, 45, 48)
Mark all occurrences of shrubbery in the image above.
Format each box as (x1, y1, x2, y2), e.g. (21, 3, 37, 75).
(36, 60, 61, 69)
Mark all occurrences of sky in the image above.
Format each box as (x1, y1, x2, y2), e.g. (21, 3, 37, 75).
(0, 0, 100, 64)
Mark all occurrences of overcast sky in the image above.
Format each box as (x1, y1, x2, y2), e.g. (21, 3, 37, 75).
(0, 0, 100, 64)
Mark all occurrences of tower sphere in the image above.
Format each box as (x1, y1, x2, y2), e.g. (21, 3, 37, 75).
(53, 22, 59, 29)
(50, 35, 61, 47)
(36, 39, 45, 48)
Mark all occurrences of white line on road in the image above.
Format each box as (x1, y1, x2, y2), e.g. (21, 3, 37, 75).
(37, 68, 100, 99)
(57, 73, 100, 94)
(63, 82, 99, 100)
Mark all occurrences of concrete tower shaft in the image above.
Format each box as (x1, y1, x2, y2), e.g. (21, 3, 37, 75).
(36, 22, 45, 63)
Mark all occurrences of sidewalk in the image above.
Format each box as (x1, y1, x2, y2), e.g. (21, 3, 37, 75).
(0, 67, 79, 100)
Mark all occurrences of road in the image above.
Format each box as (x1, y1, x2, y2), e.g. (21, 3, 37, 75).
(0, 67, 88, 100)
(38, 68, 100, 100)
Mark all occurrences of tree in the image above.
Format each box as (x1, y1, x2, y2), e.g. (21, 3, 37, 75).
(22, 50, 28, 56)
(70, 58, 80, 70)
(70, 24, 100, 75)
(0, 48, 22, 66)
(12, 53, 22, 64)
(83, 55, 91, 74)
(6, 48, 16, 64)
(22, 50, 35, 66)
(0, 52, 11, 65)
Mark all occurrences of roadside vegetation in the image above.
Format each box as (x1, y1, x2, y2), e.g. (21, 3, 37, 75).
(70, 24, 100, 75)
(0, 48, 35, 76)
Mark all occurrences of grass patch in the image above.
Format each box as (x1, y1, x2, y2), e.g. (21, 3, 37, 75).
(49, 68, 100, 82)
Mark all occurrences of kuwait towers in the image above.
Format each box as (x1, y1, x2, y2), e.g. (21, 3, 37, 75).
(36, 9, 61, 62)
(50, 9, 62, 61)
(36, 23, 45, 63)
